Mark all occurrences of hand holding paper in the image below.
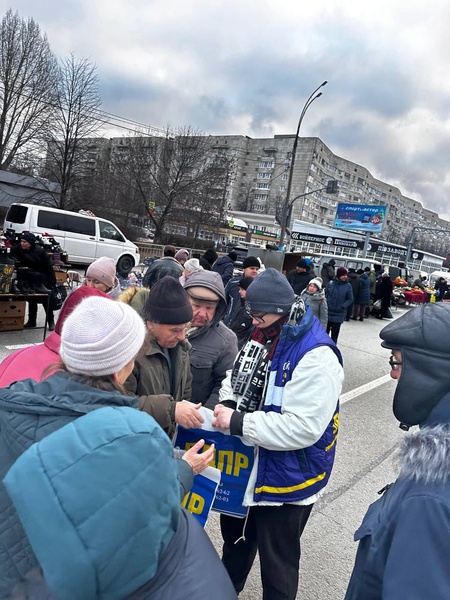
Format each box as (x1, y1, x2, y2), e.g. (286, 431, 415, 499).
(175, 401, 204, 429)
(212, 404, 234, 430)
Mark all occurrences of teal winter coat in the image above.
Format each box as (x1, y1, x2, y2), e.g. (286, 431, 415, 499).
(4, 407, 237, 600)
(0, 372, 192, 595)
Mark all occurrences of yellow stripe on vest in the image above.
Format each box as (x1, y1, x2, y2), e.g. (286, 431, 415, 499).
(254, 472, 326, 495)
(325, 435, 338, 452)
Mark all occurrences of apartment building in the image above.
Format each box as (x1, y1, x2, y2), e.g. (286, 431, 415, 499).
(45, 134, 450, 252)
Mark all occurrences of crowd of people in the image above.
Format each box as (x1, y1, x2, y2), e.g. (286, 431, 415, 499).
(0, 244, 448, 599)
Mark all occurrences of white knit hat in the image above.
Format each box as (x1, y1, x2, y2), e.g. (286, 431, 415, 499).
(184, 258, 200, 273)
(86, 257, 117, 289)
(60, 297, 146, 376)
(308, 277, 323, 291)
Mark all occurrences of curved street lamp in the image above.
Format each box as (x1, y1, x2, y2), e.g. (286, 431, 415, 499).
(278, 80, 327, 250)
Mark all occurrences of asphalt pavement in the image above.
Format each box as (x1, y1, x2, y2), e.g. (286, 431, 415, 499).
(0, 302, 411, 599)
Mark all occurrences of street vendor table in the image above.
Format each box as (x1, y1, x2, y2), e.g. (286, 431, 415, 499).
(0, 293, 51, 340)
(404, 290, 428, 304)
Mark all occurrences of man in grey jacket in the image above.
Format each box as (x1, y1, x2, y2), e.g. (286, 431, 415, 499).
(184, 271, 238, 409)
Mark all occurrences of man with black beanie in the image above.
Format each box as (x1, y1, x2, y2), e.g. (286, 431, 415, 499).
(286, 258, 314, 295)
(124, 276, 204, 437)
(223, 255, 260, 326)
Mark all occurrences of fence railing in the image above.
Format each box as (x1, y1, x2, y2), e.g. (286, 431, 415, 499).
(135, 242, 225, 263)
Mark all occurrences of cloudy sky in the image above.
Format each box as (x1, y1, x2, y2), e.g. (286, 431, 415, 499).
(5, 0, 450, 219)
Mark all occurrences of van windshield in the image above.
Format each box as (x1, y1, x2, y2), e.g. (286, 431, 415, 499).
(5, 205, 28, 224)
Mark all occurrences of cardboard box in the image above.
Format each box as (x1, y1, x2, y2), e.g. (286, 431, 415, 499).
(55, 271, 68, 284)
(0, 315, 25, 331)
(0, 301, 26, 318)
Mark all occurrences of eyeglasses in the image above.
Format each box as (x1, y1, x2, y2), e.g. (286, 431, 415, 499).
(249, 311, 267, 324)
(389, 356, 403, 371)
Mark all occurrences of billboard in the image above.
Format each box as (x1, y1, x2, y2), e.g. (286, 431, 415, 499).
(290, 231, 365, 250)
(334, 204, 387, 233)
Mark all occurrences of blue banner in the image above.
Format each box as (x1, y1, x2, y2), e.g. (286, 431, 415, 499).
(334, 204, 387, 232)
(181, 466, 220, 528)
(174, 425, 254, 518)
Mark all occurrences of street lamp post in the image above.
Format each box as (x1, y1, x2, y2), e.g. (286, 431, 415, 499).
(278, 81, 328, 250)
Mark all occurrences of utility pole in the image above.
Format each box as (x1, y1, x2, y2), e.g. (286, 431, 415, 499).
(283, 180, 339, 242)
(278, 81, 328, 250)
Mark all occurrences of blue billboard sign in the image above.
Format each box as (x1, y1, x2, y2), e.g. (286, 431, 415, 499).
(334, 204, 387, 232)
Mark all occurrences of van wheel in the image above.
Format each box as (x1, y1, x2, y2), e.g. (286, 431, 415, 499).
(117, 255, 134, 277)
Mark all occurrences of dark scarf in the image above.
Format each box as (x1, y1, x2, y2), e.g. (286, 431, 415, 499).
(231, 316, 287, 414)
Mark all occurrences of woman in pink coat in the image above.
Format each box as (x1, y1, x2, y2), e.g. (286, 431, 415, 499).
(0, 287, 110, 387)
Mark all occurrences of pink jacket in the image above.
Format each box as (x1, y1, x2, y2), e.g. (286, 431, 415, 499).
(0, 333, 60, 387)
(0, 287, 111, 388)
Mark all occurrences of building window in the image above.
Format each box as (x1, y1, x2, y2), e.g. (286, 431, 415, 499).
(256, 182, 270, 189)
(259, 161, 274, 168)
(257, 172, 272, 179)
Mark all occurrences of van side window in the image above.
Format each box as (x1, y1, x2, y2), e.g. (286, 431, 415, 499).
(37, 210, 65, 232)
(65, 215, 95, 236)
(99, 221, 125, 242)
(38, 211, 95, 236)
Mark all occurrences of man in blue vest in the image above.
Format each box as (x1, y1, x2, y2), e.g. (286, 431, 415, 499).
(213, 268, 344, 600)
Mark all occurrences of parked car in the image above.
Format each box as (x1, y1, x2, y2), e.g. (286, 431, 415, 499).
(3, 203, 140, 276)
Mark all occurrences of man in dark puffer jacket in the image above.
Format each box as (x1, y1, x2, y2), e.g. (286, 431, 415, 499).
(345, 303, 450, 600)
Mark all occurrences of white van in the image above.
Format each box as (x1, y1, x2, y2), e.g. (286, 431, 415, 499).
(3, 203, 140, 275)
(429, 270, 450, 287)
(312, 254, 374, 274)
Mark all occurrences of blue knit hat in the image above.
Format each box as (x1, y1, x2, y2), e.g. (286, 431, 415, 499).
(245, 268, 295, 314)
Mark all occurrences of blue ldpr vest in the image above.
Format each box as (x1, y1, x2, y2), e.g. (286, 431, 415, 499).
(254, 313, 343, 503)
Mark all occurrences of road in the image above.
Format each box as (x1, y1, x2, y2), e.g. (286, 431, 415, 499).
(0, 301, 409, 599)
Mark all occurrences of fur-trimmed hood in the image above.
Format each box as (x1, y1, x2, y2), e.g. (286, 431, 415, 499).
(397, 424, 450, 484)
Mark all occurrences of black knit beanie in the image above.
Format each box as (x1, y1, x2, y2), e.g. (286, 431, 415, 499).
(144, 276, 193, 324)
(242, 256, 260, 269)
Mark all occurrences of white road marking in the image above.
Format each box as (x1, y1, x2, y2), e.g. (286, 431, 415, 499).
(5, 343, 38, 350)
(341, 374, 393, 405)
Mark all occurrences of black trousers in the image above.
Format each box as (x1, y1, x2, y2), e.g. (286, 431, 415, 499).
(326, 320, 341, 343)
(27, 297, 54, 325)
(221, 503, 314, 600)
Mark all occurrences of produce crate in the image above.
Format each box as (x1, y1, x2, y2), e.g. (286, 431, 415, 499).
(0, 316, 25, 331)
(0, 301, 26, 318)
(55, 271, 68, 284)
(0, 263, 14, 294)
(0, 302, 26, 330)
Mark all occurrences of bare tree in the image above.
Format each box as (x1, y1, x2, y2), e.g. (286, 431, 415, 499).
(177, 152, 235, 244)
(109, 127, 234, 243)
(237, 178, 255, 212)
(43, 54, 101, 209)
(0, 10, 59, 170)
